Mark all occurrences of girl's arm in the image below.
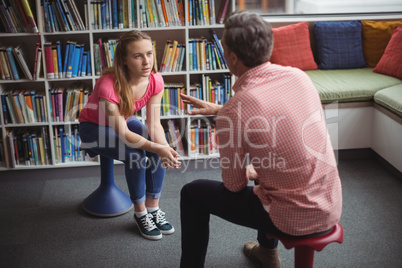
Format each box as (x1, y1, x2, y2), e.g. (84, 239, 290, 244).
(146, 90, 181, 168)
(146, 90, 169, 146)
(100, 97, 180, 168)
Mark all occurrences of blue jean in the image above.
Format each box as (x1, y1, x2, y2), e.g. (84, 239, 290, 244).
(79, 117, 166, 204)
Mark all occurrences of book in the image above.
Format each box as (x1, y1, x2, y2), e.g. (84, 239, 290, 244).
(24, 91, 35, 123)
(51, 45, 59, 78)
(66, 41, 76, 78)
(56, 41, 63, 78)
(33, 43, 42, 80)
(12, 45, 33, 80)
(1, 93, 9, 124)
(5, 47, 20, 80)
(210, 30, 227, 68)
(76, 45, 84, 77)
(216, 0, 229, 24)
(0, 47, 11, 80)
(20, 0, 39, 32)
(66, 0, 85, 30)
(81, 52, 88, 76)
(44, 42, 54, 79)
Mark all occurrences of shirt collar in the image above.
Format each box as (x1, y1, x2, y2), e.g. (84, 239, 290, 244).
(232, 61, 272, 93)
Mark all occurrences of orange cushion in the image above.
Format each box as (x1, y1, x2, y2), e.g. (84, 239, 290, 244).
(361, 20, 402, 67)
(270, 22, 317, 71)
(373, 26, 402, 79)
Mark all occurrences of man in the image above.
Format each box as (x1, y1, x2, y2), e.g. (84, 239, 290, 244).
(179, 11, 342, 268)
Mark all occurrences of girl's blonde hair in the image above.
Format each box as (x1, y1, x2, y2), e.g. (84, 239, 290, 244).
(102, 30, 156, 117)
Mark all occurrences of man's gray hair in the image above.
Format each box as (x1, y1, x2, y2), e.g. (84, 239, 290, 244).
(223, 11, 273, 68)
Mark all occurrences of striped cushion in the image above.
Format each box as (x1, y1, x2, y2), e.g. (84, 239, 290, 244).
(314, 20, 366, 70)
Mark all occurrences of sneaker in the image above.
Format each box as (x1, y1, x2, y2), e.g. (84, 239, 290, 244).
(150, 209, 175, 235)
(134, 213, 162, 240)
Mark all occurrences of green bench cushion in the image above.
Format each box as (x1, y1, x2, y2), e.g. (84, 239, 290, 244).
(374, 84, 402, 118)
(305, 68, 402, 103)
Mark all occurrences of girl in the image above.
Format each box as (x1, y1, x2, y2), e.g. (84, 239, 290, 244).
(79, 30, 181, 241)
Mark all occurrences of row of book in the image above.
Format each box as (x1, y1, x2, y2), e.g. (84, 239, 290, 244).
(41, 0, 86, 32)
(2, 124, 87, 167)
(140, 0, 185, 28)
(53, 124, 85, 163)
(165, 119, 185, 156)
(1, 31, 225, 81)
(189, 120, 218, 157)
(0, 46, 34, 80)
(189, 30, 227, 71)
(164, 119, 218, 158)
(159, 40, 186, 72)
(44, 40, 92, 79)
(4, 127, 51, 167)
(1, 84, 90, 125)
(188, 0, 216, 26)
(93, 38, 118, 76)
(189, 0, 232, 26)
(48, 85, 90, 122)
(1, 90, 48, 124)
(189, 73, 232, 107)
(0, 0, 39, 33)
(161, 83, 186, 116)
(89, 0, 137, 30)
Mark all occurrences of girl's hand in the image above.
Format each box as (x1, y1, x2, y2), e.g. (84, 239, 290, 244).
(180, 93, 222, 116)
(156, 145, 181, 169)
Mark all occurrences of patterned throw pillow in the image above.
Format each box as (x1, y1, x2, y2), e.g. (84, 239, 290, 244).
(361, 20, 402, 67)
(270, 22, 317, 71)
(314, 20, 366, 70)
(373, 26, 402, 79)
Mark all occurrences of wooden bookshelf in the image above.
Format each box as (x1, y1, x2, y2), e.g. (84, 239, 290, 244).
(0, 0, 235, 170)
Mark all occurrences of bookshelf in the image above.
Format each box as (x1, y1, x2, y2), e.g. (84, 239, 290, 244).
(0, 0, 235, 170)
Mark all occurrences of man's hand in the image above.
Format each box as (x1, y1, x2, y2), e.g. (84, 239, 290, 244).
(246, 164, 258, 180)
(180, 93, 222, 116)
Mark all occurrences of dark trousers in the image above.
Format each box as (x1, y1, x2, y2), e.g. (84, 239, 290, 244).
(180, 179, 286, 268)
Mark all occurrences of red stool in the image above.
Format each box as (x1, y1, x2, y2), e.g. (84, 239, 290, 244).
(272, 223, 343, 268)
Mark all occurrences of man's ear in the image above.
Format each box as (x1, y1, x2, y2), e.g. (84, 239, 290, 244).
(230, 51, 238, 64)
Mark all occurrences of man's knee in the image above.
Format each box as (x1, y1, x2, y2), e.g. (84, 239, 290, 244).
(181, 179, 207, 200)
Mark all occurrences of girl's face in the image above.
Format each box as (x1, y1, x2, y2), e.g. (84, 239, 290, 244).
(124, 39, 154, 78)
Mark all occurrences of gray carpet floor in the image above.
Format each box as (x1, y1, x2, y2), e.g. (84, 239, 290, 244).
(0, 152, 401, 268)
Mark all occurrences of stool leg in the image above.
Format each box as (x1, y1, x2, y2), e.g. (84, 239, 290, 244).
(294, 246, 315, 268)
(82, 156, 134, 217)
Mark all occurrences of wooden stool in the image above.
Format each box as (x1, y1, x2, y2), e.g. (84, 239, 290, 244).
(82, 155, 133, 217)
(272, 223, 343, 268)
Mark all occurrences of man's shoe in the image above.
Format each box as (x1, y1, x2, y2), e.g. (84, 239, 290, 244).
(150, 209, 175, 235)
(134, 213, 162, 240)
(244, 242, 281, 268)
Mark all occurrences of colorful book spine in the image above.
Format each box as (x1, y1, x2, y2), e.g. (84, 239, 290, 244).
(12, 46, 33, 80)
(5, 47, 19, 80)
(44, 42, 54, 79)
(20, 0, 38, 32)
(66, 41, 76, 78)
(51, 45, 59, 78)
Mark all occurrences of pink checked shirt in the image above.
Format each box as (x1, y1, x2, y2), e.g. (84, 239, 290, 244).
(216, 62, 342, 236)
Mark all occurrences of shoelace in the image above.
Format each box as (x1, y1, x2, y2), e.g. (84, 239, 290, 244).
(141, 214, 158, 231)
(154, 210, 168, 225)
